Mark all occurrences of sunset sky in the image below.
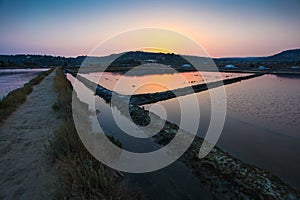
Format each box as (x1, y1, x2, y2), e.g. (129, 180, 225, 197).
(0, 0, 299, 58)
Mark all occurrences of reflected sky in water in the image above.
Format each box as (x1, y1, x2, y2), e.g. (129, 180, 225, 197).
(0, 68, 48, 99)
(81, 71, 252, 95)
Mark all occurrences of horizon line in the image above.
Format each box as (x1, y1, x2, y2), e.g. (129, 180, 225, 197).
(0, 48, 299, 59)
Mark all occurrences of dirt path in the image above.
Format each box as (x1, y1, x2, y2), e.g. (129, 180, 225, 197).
(0, 70, 59, 199)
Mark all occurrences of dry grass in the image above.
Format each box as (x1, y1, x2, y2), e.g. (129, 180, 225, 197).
(0, 68, 54, 122)
(47, 67, 143, 200)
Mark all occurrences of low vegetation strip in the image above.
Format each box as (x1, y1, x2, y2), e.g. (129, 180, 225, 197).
(47, 67, 143, 199)
(0, 68, 54, 123)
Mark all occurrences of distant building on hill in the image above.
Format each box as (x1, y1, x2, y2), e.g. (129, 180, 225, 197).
(144, 59, 157, 63)
(224, 64, 238, 69)
(181, 63, 191, 68)
(257, 66, 269, 70)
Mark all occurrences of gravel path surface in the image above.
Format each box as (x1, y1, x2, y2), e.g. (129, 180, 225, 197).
(0, 70, 58, 199)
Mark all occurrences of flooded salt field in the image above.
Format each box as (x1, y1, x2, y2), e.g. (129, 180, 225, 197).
(79, 71, 253, 95)
(144, 74, 300, 189)
(0, 68, 49, 99)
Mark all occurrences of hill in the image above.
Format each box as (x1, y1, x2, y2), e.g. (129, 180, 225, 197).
(0, 55, 86, 68)
(264, 49, 300, 62)
(214, 49, 300, 62)
(0, 49, 299, 71)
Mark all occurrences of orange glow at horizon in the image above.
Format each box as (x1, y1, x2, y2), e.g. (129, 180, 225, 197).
(139, 47, 173, 54)
(1, 1, 299, 58)
(88, 28, 211, 58)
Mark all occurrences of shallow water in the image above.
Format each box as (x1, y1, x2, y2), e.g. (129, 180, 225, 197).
(0, 68, 49, 99)
(144, 74, 300, 189)
(80, 71, 253, 95)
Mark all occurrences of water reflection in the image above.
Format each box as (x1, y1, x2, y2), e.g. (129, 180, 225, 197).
(80, 71, 253, 95)
(145, 74, 300, 189)
(0, 68, 49, 98)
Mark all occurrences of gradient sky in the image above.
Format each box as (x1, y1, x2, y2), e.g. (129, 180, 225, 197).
(0, 0, 299, 57)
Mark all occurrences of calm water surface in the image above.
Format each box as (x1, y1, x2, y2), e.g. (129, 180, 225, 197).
(0, 68, 48, 99)
(145, 74, 300, 189)
(80, 71, 253, 95)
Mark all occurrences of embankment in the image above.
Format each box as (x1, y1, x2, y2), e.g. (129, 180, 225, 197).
(0, 69, 58, 199)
